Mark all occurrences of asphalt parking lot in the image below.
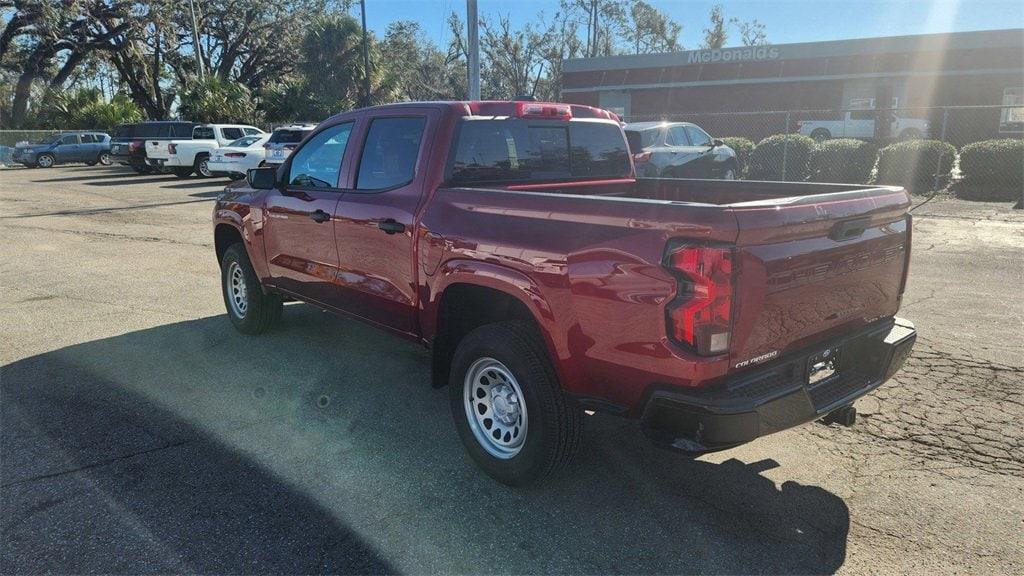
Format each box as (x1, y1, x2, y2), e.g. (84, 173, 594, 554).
(1, 165, 1021, 574)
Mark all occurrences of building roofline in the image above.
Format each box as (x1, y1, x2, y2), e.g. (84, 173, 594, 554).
(562, 28, 1024, 73)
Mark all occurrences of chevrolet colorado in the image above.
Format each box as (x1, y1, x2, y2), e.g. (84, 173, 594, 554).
(213, 101, 917, 486)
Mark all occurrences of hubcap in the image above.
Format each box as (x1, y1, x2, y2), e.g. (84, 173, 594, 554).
(226, 261, 248, 318)
(724, 169, 736, 180)
(200, 160, 211, 177)
(463, 357, 527, 459)
(39, 156, 53, 167)
(100, 153, 111, 165)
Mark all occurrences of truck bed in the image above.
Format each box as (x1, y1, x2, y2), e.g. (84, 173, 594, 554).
(431, 177, 911, 404)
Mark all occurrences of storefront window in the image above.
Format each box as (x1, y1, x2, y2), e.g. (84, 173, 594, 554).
(1000, 87, 1023, 134)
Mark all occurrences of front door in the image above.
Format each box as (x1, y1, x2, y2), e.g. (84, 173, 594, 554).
(262, 121, 355, 306)
(56, 134, 82, 162)
(332, 111, 435, 334)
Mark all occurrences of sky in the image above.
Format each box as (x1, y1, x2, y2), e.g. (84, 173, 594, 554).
(361, 0, 1024, 50)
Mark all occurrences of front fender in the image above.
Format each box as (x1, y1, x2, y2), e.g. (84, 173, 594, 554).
(213, 189, 269, 281)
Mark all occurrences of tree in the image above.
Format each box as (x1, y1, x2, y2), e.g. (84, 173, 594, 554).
(701, 4, 728, 49)
(382, 20, 464, 101)
(0, 0, 134, 127)
(480, 14, 554, 99)
(178, 77, 260, 124)
(562, 0, 626, 58)
(734, 18, 768, 46)
(31, 87, 141, 129)
(622, 0, 681, 54)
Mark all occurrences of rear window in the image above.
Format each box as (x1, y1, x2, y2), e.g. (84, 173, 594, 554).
(114, 124, 136, 138)
(269, 129, 311, 144)
(194, 126, 215, 139)
(221, 127, 244, 140)
(449, 119, 630, 185)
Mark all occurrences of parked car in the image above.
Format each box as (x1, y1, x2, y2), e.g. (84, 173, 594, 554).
(214, 100, 916, 486)
(263, 124, 316, 165)
(110, 121, 196, 174)
(12, 132, 112, 168)
(624, 121, 739, 179)
(207, 134, 271, 179)
(797, 111, 928, 141)
(146, 124, 264, 178)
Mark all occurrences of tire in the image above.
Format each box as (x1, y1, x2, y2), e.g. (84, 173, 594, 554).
(194, 153, 213, 178)
(899, 128, 923, 140)
(810, 128, 831, 142)
(221, 243, 282, 335)
(98, 152, 113, 166)
(36, 153, 55, 168)
(172, 167, 194, 178)
(449, 320, 582, 486)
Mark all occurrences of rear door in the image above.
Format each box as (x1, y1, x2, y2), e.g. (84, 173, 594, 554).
(331, 110, 435, 333)
(728, 189, 911, 368)
(262, 121, 355, 306)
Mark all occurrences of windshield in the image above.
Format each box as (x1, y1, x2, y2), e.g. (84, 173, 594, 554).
(449, 119, 631, 185)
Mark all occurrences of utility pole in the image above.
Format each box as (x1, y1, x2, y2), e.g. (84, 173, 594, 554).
(188, 0, 205, 80)
(360, 0, 371, 107)
(467, 0, 480, 100)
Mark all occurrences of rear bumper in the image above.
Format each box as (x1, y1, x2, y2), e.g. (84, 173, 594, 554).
(640, 317, 916, 452)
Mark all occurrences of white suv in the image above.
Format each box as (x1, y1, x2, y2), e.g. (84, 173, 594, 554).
(263, 124, 317, 165)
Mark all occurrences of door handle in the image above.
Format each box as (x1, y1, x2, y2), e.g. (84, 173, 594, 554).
(310, 209, 331, 223)
(377, 219, 406, 234)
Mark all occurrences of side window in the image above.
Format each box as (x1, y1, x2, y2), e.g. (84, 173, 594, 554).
(287, 122, 354, 188)
(685, 125, 713, 147)
(355, 117, 426, 190)
(244, 127, 262, 135)
(80, 134, 96, 143)
(60, 134, 79, 145)
(221, 127, 244, 141)
(667, 125, 689, 146)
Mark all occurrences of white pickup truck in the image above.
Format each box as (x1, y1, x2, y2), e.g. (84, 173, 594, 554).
(797, 111, 928, 142)
(147, 124, 264, 178)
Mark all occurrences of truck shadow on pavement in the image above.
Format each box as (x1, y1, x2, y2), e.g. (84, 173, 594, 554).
(1, 305, 849, 574)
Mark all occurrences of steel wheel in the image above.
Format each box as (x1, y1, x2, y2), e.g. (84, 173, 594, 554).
(37, 154, 54, 168)
(226, 261, 248, 318)
(98, 152, 112, 165)
(463, 357, 528, 459)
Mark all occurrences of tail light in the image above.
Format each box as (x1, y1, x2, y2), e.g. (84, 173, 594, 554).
(899, 214, 912, 295)
(168, 143, 177, 154)
(225, 152, 246, 158)
(633, 151, 652, 164)
(664, 244, 735, 356)
(515, 102, 572, 120)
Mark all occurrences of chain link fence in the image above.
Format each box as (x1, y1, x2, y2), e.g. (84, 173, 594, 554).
(627, 104, 1024, 204)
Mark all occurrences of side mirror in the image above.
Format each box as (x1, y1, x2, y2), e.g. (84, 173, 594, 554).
(712, 138, 724, 147)
(247, 167, 278, 190)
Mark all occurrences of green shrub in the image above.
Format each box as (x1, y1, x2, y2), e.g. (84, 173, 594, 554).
(952, 139, 1024, 201)
(808, 138, 878, 184)
(747, 134, 816, 181)
(875, 139, 956, 194)
(720, 137, 755, 176)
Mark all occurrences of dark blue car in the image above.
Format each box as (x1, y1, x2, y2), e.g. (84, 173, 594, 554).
(12, 131, 112, 168)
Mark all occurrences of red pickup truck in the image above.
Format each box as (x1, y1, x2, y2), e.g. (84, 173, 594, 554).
(213, 101, 916, 486)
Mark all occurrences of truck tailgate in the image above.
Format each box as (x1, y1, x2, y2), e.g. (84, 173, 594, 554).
(147, 140, 171, 160)
(728, 187, 910, 369)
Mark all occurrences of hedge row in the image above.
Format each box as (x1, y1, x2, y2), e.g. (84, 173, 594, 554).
(722, 135, 1023, 200)
(951, 139, 1024, 201)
